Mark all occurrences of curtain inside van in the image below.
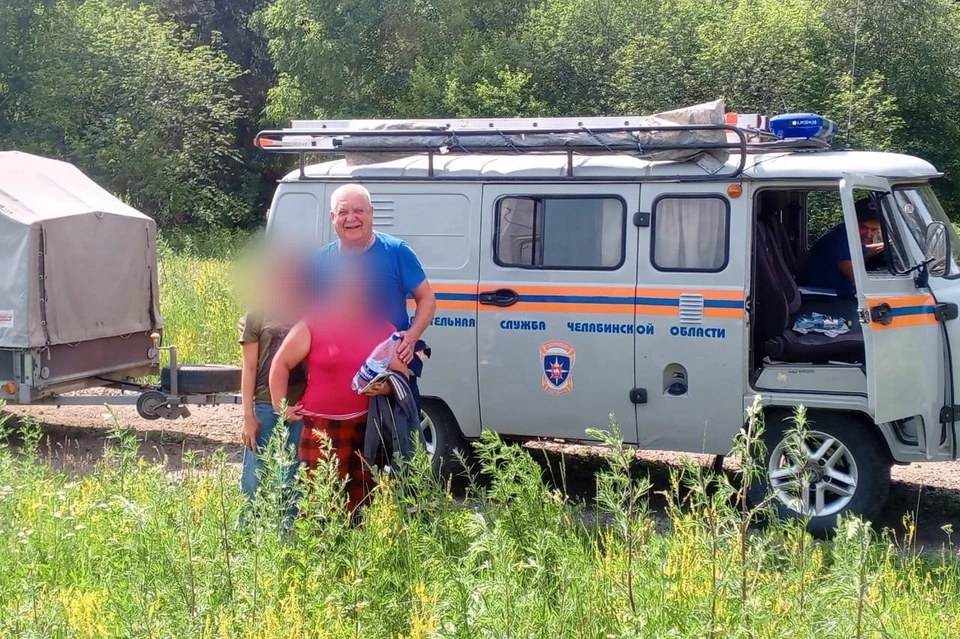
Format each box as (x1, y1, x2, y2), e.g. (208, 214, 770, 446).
(653, 198, 728, 270)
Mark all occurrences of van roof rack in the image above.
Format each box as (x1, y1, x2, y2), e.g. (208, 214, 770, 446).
(253, 111, 831, 182)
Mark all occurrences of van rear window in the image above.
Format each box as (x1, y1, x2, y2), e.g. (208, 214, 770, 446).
(495, 196, 625, 270)
(651, 196, 729, 272)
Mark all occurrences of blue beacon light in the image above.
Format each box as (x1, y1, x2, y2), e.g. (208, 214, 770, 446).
(768, 113, 838, 142)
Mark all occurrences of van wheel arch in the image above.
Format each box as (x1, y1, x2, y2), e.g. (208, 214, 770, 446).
(420, 397, 473, 480)
(757, 406, 894, 455)
(747, 407, 893, 538)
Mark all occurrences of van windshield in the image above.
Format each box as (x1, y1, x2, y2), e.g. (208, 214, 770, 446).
(891, 184, 960, 278)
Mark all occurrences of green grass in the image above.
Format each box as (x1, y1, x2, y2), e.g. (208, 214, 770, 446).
(156, 232, 248, 366)
(0, 403, 957, 638)
(2, 243, 957, 637)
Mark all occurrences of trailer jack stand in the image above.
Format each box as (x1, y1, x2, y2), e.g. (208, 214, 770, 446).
(136, 389, 188, 421)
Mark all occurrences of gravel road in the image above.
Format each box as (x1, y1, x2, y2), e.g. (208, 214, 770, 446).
(6, 400, 960, 552)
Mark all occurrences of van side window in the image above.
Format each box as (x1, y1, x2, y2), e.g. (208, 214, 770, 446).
(651, 196, 729, 272)
(495, 196, 625, 269)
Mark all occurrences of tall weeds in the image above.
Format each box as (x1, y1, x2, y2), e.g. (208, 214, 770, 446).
(0, 399, 957, 637)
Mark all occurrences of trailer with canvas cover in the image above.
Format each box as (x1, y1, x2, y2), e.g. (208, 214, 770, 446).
(255, 99, 960, 536)
(0, 151, 242, 420)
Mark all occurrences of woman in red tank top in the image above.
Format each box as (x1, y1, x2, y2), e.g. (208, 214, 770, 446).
(269, 275, 407, 514)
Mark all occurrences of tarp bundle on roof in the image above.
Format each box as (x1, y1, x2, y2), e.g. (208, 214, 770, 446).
(337, 99, 730, 169)
(0, 151, 162, 348)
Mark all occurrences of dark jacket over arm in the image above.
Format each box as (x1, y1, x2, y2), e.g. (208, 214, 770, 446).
(363, 370, 424, 468)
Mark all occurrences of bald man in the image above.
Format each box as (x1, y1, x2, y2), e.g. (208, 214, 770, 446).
(311, 184, 436, 412)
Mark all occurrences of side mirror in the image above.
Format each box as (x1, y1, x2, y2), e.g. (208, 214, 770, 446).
(925, 221, 950, 277)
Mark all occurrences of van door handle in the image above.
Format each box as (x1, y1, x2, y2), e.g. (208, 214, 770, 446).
(479, 288, 519, 307)
(870, 302, 893, 325)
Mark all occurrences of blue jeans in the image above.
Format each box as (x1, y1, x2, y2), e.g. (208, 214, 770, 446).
(240, 402, 303, 501)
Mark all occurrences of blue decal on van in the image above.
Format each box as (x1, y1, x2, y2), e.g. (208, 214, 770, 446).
(566, 322, 654, 335)
(412, 315, 476, 328)
(500, 320, 546, 331)
(669, 326, 726, 339)
(540, 340, 575, 395)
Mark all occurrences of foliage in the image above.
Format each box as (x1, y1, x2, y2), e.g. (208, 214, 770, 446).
(157, 237, 245, 366)
(0, 0, 255, 228)
(6, 0, 960, 226)
(0, 401, 958, 637)
(258, 0, 960, 217)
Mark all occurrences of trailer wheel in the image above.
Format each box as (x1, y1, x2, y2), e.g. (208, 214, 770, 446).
(136, 390, 168, 421)
(160, 365, 242, 394)
(748, 410, 891, 538)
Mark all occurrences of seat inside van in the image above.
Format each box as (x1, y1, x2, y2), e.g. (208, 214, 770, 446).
(752, 190, 865, 367)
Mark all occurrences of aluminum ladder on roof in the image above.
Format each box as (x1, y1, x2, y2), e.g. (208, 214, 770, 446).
(253, 111, 826, 182)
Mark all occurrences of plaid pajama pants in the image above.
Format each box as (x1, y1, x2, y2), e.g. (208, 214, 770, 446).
(299, 415, 373, 513)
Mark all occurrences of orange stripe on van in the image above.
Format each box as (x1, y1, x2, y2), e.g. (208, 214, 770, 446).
(430, 283, 479, 294)
(481, 302, 637, 315)
(866, 295, 937, 331)
(635, 287, 745, 301)
(407, 300, 475, 311)
(408, 282, 745, 316)
(496, 284, 634, 298)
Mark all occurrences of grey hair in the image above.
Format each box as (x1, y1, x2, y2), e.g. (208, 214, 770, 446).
(330, 183, 372, 211)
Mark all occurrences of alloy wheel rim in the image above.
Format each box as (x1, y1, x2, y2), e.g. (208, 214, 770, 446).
(419, 410, 437, 458)
(768, 430, 859, 518)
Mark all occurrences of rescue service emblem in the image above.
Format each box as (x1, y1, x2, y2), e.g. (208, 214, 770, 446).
(539, 340, 575, 395)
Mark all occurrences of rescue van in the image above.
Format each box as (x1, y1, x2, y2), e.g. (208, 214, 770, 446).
(255, 100, 960, 534)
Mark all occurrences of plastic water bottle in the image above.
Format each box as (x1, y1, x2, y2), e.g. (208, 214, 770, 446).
(352, 332, 401, 392)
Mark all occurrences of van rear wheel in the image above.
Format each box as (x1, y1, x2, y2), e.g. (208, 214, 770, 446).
(748, 411, 891, 538)
(420, 400, 471, 481)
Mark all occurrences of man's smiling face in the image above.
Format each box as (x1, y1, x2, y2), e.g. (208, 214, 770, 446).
(331, 189, 374, 247)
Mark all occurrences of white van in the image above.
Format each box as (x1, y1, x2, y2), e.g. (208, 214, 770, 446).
(256, 103, 959, 534)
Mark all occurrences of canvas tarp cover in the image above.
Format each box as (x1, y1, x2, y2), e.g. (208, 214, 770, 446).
(337, 99, 731, 169)
(0, 151, 162, 349)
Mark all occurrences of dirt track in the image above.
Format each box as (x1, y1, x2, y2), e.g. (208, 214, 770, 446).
(6, 401, 960, 552)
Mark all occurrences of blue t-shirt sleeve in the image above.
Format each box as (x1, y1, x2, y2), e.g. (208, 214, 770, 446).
(829, 228, 852, 263)
(396, 240, 427, 295)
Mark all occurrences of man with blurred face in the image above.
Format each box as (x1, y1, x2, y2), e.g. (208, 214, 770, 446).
(312, 184, 436, 412)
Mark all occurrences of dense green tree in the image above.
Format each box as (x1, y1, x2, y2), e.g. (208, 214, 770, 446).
(7, 0, 960, 225)
(1, 0, 254, 227)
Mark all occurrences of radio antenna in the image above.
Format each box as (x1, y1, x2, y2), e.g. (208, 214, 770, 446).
(845, 0, 862, 149)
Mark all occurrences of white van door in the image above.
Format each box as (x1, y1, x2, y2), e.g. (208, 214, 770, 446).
(634, 183, 750, 455)
(477, 185, 639, 442)
(840, 174, 943, 456)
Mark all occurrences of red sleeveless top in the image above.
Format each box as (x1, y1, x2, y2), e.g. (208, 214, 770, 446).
(299, 313, 395, 419)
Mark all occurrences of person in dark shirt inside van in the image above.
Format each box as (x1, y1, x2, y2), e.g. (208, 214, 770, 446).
(799, 198, 884, 297)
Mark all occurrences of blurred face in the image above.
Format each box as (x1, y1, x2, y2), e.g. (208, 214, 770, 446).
(323, 264, 371, 319)
(259, 255, 304, 319)
(859, 219, 881, 245)
(331, 189, 374, 248)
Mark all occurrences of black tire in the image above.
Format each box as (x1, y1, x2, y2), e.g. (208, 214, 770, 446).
(747, 409, 892, 538)
(136, 390, 167, 421)
(420, 399, 472, 481)
(160, 365, 242, 394)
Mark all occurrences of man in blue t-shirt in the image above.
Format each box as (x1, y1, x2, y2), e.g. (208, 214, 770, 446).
(311, 184, 437, 410)
(799, 197, 884, 297)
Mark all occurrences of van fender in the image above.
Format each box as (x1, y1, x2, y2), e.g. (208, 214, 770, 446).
(421, 396, 474, 439)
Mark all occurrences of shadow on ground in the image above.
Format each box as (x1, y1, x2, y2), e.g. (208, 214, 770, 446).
(5, 411, 959, 553)
(3, 413, 245, 475)
(526, 444, 960, 554)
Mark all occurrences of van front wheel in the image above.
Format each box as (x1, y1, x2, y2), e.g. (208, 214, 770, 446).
(748, 411, 891, 538)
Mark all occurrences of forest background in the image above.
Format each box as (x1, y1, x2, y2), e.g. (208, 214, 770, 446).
(3, 0, 959, 235)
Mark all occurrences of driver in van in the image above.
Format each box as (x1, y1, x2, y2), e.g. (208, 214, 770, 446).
(799, 197, 885, 297)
